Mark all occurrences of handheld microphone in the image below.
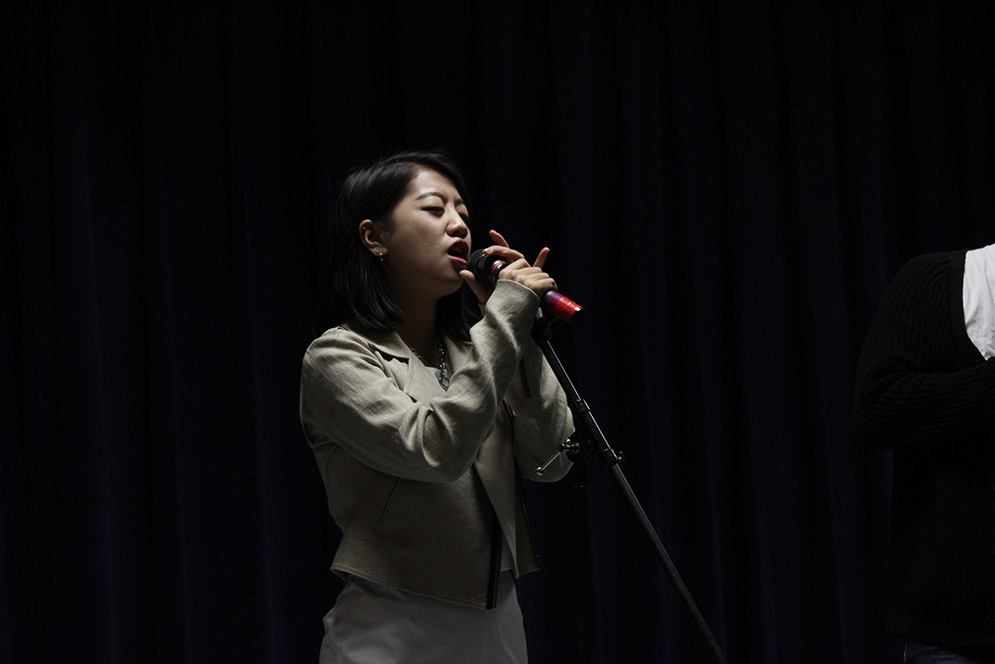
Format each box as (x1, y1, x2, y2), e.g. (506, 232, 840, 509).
(467, 250, 586, 324)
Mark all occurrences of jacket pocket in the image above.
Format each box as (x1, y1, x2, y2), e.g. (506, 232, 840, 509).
(376, 477, 400, 525)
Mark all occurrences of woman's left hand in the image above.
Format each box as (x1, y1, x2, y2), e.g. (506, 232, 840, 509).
(460, 230, 556, 304)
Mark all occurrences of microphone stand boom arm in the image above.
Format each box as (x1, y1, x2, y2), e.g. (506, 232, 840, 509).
(531, 315, 730, 664)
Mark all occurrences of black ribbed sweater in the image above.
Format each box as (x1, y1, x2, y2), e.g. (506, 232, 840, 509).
(855, 250, 995, 645)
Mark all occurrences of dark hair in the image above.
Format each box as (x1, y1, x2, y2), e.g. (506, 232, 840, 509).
(312, 150, 476, 340)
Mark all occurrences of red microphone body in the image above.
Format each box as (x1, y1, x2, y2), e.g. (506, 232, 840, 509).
(467, 250, 586, 325)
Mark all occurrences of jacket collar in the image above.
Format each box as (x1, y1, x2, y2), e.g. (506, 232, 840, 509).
(341, 321, 473, 369)
(341, 321, 412, 360)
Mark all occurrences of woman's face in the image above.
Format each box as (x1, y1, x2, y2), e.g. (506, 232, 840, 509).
(379, 168, 471, 304)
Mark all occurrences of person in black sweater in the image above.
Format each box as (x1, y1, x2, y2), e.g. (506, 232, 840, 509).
(855, 246, 995, 663)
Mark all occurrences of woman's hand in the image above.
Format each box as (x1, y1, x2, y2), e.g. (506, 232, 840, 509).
(460, 229, 557, 304)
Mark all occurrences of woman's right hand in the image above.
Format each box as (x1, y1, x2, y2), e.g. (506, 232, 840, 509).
(460, 230, 557, 303)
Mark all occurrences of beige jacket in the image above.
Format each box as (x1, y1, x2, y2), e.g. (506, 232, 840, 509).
(300, 280, 573, 608)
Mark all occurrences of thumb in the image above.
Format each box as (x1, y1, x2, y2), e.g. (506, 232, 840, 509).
(461, 269, 492, 304)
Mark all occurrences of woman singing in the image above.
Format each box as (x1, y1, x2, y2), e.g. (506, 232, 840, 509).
(299, 151, 573, 663)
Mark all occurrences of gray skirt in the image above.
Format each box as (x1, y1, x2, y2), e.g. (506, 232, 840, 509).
(319, 571, 527, 664)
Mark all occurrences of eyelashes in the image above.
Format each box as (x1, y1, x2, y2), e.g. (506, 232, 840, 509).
(422, 206, 470, 224)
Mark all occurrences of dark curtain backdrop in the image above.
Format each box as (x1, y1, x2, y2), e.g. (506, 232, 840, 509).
(3, 1, 993, 662)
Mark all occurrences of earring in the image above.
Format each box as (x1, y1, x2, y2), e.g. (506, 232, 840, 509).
(375, 249, 385, 262)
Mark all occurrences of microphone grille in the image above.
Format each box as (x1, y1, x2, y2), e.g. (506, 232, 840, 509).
(466, 249, 488, 274)
(466, 249, 507, 284)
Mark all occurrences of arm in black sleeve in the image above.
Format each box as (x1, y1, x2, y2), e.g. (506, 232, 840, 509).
(854, 252, 995, 448)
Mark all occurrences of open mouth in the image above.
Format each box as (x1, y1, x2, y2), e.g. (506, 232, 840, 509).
(447, 240, 469, 266)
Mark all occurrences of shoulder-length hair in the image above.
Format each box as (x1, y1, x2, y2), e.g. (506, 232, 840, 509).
(312, 151, 476, 340)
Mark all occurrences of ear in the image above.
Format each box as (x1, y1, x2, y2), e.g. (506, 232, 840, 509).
(358, 219, 387, 258)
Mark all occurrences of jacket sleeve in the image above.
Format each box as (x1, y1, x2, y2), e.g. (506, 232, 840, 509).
(300, 280, 546, 483)
(853, 254, 995, 448)
(503, 333, 574, 482)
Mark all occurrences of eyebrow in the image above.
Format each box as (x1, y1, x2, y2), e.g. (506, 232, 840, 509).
(415, 191, 466, 207)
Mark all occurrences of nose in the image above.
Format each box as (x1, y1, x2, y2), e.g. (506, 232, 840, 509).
(447, 209, 469, 237)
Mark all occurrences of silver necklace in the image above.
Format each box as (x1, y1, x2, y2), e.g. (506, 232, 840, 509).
(408, 336, 450, 390)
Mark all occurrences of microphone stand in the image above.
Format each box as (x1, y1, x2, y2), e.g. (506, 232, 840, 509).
(532, 315, 730, 664)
